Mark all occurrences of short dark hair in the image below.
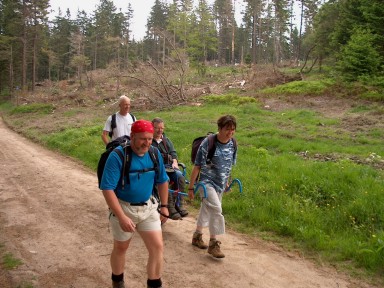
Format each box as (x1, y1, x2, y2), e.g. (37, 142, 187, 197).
(151, 117, 164, 125)
(217, 115, 236, 130)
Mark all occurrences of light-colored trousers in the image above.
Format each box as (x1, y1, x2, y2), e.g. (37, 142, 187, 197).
(196, 184, 225, 235)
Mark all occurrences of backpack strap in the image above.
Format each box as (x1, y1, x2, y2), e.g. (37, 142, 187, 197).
(121, 145, 160, 188)
(120, 145, 132, 188)
(109, 113, 116, 138)
(161, 135, 168, 154)
(148, 146, 160, 201)
(147, 146, 160, 181)
(206, 134, 217, 163)
(158, 135, 170, 163)
(231, 138, 237, 162)
(206, 135, 237, 164)
(110, 113, 135, 138)
(114, 148, 124, 162)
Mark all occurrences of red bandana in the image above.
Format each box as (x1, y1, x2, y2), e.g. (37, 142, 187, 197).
(131, 120, 154, 134)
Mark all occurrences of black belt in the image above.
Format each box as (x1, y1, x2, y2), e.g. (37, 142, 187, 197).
(130, 202, 147, 206)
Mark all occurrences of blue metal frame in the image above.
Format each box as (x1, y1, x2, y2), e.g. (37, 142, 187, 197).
(170, 163, 242, 204)
(174, 178, 243, 199)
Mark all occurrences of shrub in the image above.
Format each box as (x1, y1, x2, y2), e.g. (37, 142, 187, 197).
(10, 103, 54, 115)
(337, 28, 383, 82)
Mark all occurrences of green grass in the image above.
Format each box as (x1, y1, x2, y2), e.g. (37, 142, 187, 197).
(1, 243, 35, 287)
(261, 79, 335, 95)
(2, 93, 384, 283)
(2, 252, 22, 269)
(10, 103, 54, 115)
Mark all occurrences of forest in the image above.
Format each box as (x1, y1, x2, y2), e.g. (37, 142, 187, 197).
(0, 0, 383, 97)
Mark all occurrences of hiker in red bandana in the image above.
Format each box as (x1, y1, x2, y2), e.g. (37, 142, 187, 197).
(100, 119, 169, 288)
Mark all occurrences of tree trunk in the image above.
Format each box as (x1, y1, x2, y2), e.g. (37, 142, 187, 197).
(231, 0, 235, 65)
(297, 0, 304, 62)
(22, 0, 28, 92)
(252, 10, 257, 64)
(9, 45, 14, 100)
(32, 32, 37, 92)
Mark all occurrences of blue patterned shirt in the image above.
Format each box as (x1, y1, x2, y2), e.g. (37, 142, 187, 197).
(194, 136, 237, 193)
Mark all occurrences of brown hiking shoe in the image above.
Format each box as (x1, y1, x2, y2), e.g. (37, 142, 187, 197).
(192, 232, 208, 249)
(208, 240, 225, 258)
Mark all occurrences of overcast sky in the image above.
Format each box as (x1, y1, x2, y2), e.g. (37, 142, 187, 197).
(48, 0, 248, 41)
(49, 0, 156, 40)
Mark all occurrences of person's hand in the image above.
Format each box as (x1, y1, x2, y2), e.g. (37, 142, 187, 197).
(188, 188, 195, 200)
(160, 207, 169, 224)
(225, 182, 232, 193)
(119, 214, 136, 232)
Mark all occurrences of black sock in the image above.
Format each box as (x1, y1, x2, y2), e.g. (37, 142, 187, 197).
(112, 273, 124, 282)
(147, 278, 162, 288)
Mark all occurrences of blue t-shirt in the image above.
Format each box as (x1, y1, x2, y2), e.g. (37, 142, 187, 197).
(194, 136, 237, 193)
(100, 146, 169, 203)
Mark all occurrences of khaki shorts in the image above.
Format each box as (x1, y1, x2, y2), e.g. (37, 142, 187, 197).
(109, 198, 161, 241)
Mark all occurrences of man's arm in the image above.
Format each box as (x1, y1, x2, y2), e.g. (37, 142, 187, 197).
(102, 189, 136, 232)
(102, 190, 124, 218)
(188, 165, 201, 200)
(101, 130, 109, 145)
(165, 138, 180, 169)
(102, 116, 112, 146)
(157, 181, 169, 222)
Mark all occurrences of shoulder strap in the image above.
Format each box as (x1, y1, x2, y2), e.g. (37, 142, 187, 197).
(114, 148, 124, 162)
(121, 145, 160, 187)
(109, 113, 116, 138)
(161, 135, 168, 154)
(148, 146, 160, 180)
(232, 138, 237, 150)
(206, 134, 217, 163)
(121, 145, 132, 188)
(130, 113, 136, 122)
(231, 137, 237, 161)
(206, 135, 237, 163)
(148, 146, 160, 201)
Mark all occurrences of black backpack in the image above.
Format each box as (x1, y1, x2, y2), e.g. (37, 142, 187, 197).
(109, 113, 136, 138)
(191, 133, 237, 164)
(97, 135, 160, 189)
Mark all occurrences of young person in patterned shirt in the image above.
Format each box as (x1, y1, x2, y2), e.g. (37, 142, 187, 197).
(188, 115, 237, 258)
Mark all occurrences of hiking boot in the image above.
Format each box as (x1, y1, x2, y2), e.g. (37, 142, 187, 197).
(175, 204, 188, 217)
(175, 197, 188, 217)
(192, 232, 208, 249)
(175, 176, 188, 217)
(167, 193, 181, 220)
(208, 240, 225, 258)
(112, 280, 125, 288)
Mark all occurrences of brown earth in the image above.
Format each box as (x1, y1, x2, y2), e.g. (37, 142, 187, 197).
(0, 109, 379, 287)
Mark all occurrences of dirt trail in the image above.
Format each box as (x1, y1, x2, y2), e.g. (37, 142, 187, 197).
(0, 118, 375, 288)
